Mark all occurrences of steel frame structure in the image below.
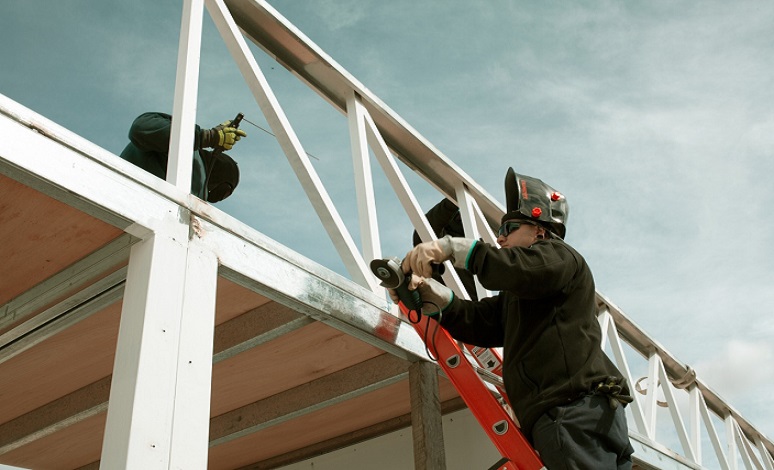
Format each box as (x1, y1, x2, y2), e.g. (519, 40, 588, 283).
(1, 0, 772, 468)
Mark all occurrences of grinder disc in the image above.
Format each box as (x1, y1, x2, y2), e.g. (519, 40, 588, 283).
(369, 257, 403, 289)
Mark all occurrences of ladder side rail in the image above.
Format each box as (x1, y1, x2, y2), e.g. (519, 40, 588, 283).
(206, 0, 379, 292)
(402, 304, 545, 470)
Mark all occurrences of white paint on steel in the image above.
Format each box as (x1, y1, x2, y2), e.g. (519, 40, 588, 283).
(647, 353, 661, 439)
(598, 309, 650, 438)
(689, 387, 703, 466)
(167, 0, 204, 192)
(2, 0, 774, 467)
(100, 232, 191, 468)
(347, 92, 382, 274)
(169, 241, 219, 470)
(698, 389, 731, 470)
(205, 0, 378, 291)
(361, 110, 468, 300)
(656, 355, 698, 462)
(455, 185, 493, 299)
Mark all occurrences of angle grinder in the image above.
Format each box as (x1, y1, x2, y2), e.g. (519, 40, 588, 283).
(369, 257, 423, 312)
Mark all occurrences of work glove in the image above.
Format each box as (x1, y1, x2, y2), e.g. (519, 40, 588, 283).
(594, 376, 634, 410)
(388, 275, 453, 317)
(403, 235, 476, 278)
(200, 120, 247, 150)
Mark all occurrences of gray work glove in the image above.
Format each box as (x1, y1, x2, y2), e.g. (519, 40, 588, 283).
(388, 275, 453, 317)
(403, 235, 476, 278)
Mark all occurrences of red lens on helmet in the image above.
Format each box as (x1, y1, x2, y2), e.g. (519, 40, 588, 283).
(551, 192, 562, 201)
(531, 207, 542, 218)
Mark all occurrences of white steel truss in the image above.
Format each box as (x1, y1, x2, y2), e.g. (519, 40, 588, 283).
(0, 0, 772, 469)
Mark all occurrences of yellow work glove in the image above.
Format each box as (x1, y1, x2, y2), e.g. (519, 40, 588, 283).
(201, 120, 247, 150)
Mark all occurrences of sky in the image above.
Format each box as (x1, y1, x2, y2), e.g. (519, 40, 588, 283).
(2, 0, 773, 462)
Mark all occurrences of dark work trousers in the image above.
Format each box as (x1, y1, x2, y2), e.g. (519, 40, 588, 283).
(531, 394, 634, 470)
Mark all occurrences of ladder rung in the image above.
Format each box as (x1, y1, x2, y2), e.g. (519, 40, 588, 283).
(475, 366, 505, 388)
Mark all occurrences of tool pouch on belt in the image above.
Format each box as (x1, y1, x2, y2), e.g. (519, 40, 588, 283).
(594, 376, 634, 410)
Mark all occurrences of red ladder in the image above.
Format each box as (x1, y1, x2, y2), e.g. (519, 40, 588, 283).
(400, 302, 546, 470)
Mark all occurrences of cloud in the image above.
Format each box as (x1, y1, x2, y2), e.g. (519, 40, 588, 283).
(694, 340, 774, 398)
(316, 0, 368, 31)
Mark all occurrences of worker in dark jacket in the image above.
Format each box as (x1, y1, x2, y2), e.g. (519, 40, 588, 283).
(119, 112, 246, 202)
(396, 168, 634, 469)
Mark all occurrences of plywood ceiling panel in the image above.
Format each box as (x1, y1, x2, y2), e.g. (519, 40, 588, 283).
(0, 174, 123, 305)
(211, 321, 384, 416)
(208, 381, 413, 470)
(1, 411, 106, 470)
(0, 302, 121, 423)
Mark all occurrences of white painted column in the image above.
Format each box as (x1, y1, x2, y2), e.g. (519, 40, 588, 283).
(169, 240, 218, 469)
(101, 229, 218, 469)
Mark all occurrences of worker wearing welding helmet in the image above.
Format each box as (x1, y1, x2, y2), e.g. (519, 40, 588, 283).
(395, 168, 635, 469)
(119, 112, 245, 202)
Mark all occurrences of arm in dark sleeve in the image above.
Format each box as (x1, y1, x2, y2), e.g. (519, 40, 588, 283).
(437, 295, 505, 347)
(413, 198, 462, 246)
(127, 112, 203, 154)
(466, 240, 580, 298)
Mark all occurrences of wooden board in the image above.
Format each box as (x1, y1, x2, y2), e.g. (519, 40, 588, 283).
(0, 173, 123, 306)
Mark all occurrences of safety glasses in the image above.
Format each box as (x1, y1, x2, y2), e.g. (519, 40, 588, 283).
(497, 220, 539, 238)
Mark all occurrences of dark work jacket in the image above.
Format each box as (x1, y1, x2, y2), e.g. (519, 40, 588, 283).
(438, 238, 628, 440)
(119, 112, 208, 198)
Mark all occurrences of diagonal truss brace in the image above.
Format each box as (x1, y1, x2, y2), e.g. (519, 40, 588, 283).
(203, 0, 380, 292)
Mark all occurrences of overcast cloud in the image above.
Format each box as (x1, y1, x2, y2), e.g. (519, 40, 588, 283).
(2, 0, 772, 459)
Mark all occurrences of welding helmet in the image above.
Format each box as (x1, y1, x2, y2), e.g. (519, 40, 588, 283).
(203, 151, 240, 202)
(502, 167, 568, 239)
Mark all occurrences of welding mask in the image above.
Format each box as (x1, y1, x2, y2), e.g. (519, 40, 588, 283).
(503, 167, 568, 239)
(203, 151, 240, 202)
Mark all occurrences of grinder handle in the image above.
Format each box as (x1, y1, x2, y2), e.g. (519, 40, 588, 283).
(394, 268, 423, 312)
(370, 258, 423, 312)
